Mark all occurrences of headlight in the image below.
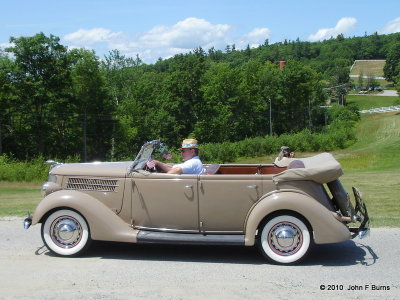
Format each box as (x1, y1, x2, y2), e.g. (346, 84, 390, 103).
(48, 173, 57, 183)
(42, 181, 61, 197)
(41, 182, 50, 197)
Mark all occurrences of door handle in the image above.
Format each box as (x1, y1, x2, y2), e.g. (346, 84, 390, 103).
(185, 185, 193, 189)
(247, 185, 258, 189)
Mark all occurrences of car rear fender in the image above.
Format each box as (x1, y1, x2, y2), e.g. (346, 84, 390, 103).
(244, 190, 351, 246)
(31, 190, 137, 243)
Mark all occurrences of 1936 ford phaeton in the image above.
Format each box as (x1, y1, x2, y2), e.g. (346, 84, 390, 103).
(24, 140, 369, 264)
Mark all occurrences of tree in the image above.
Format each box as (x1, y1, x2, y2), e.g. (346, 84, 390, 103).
(195, 63, 240, 142)
(0, 53, 15, 155)
(384, 42, 400, 83)
(236, 60, 268, 138)
(258, 61, 282, 135)
(6, 33, 73, 158)
(69, 49, 115, 161)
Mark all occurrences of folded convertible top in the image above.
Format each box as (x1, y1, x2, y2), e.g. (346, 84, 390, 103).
(272, 152, 343, 184)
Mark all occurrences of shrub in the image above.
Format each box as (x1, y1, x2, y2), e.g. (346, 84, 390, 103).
(0, 154, 79, 182)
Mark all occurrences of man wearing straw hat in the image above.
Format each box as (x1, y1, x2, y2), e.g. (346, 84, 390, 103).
(146, 138, 204, 174)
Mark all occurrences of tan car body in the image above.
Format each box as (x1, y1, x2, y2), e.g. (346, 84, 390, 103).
(26, 145, 369, 263)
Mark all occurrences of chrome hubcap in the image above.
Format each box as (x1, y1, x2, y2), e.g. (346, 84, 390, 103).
(268, 222, 302, 256)
(50, 216, 82, 249)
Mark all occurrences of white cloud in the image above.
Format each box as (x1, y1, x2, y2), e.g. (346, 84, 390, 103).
(237, 27, 271, 48)
(63, 28, 124, 45)
(379, 17, 400, 34)
(62, 18, 271, 63)
(308, 17, 357, 41)
(125, 17, 233, 60)
(0, 42, 13, 50)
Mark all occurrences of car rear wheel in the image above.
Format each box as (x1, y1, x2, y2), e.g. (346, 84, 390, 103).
(258, 214, 311, 264)
(41, 209, 91, 256)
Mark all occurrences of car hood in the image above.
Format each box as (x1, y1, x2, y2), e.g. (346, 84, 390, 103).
(50, 161, 133, 177)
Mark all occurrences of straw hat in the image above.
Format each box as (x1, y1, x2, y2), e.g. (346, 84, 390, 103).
(181, 139, 199, 149)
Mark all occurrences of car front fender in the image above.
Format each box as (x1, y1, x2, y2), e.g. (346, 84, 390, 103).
(244, 190, 351, 246)
(31, 190, 137, 243)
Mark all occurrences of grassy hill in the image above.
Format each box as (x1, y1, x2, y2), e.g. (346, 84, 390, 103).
(349, 59, 391, 87)
(337, 111, 400, 227)
(350, 60, 386, 77)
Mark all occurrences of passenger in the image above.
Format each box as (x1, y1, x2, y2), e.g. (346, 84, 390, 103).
(274, 146, 295, 167)
(146, 139, 204, 174)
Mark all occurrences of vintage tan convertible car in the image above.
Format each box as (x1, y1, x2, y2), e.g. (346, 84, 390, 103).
(24, 140, 369, 264)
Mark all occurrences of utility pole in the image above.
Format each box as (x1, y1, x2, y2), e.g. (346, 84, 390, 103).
(308, 98, 312, 128)
(320, 105, 330, 126)
(83, 109, 87, 162)
(0, 116, 2, 155)
(269, 98, 273, 135)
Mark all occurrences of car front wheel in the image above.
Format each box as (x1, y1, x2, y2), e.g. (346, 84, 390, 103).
(258, 214, 311, 264)
(41, 209, 91, 256)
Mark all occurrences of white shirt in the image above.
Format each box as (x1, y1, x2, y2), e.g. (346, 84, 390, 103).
(174, 156, 204, 174)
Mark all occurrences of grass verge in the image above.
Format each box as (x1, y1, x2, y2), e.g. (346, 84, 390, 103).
(0, 182, 42, 217)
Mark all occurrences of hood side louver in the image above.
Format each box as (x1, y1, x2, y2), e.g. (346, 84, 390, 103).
(66, 177, 119, 192)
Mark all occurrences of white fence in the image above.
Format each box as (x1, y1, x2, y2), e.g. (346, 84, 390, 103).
(360, 105, 400, 114)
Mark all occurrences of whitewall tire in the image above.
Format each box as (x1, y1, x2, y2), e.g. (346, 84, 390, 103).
(259, 214, 311, 264)
(41, 209, 91, 256)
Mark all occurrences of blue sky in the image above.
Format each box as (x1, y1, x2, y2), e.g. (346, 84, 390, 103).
(1, 0, 400, 63)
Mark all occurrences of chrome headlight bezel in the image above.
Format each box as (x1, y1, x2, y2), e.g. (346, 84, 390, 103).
(48, 173, 57, 183)
(42, 173, 61, 197)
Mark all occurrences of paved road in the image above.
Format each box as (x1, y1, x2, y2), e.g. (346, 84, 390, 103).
(0, 217, 399, 299)
(349, 90, 398, 96)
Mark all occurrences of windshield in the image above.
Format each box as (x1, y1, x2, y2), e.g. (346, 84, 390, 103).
(130, 139, 169, 171)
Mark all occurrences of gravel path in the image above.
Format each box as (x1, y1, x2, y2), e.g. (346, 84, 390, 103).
(1, 217, 399, 299)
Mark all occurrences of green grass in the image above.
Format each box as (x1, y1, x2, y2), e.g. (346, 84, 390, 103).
(335, 111, 400, 226)
(0, 182, 42, 217)
(340, 171, 400, 227)
(347, 95, 399, 110)
(350, 60, 385, 77)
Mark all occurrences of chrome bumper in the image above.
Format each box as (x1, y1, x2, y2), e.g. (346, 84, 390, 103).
(23, 215, 32, 229)
(349, 187, 370, 239)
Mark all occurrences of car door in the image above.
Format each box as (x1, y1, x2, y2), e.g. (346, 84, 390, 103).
(198, 174, 262, 233)
(131, 173, 199, 232)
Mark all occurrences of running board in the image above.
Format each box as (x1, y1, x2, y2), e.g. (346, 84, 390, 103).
(137, 231, 245, 246)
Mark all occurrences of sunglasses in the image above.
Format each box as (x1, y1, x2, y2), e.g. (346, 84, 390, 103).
(180, 148, 193, 153)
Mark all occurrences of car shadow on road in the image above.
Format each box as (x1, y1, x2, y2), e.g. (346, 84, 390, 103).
(303, 240, 378, 266)
(66, 239, 378, 266)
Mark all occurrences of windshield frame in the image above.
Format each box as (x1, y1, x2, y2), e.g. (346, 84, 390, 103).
(130, 139, 161, 172)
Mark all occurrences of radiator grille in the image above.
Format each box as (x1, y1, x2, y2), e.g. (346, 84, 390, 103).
(66, 177, 119, 192)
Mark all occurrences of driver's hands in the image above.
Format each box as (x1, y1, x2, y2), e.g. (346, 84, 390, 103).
(146, 160, 156, 169)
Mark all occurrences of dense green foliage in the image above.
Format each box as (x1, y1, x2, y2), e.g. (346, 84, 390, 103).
(0, 108, 357, 181)
(0, 154, 49, 182)
(1, 32, 399, 162)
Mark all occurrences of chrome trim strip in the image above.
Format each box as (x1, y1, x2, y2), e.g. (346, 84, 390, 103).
(133, 226, 199, 233)
(133, 226, 243, 235)
(137, 231, 245, 246)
